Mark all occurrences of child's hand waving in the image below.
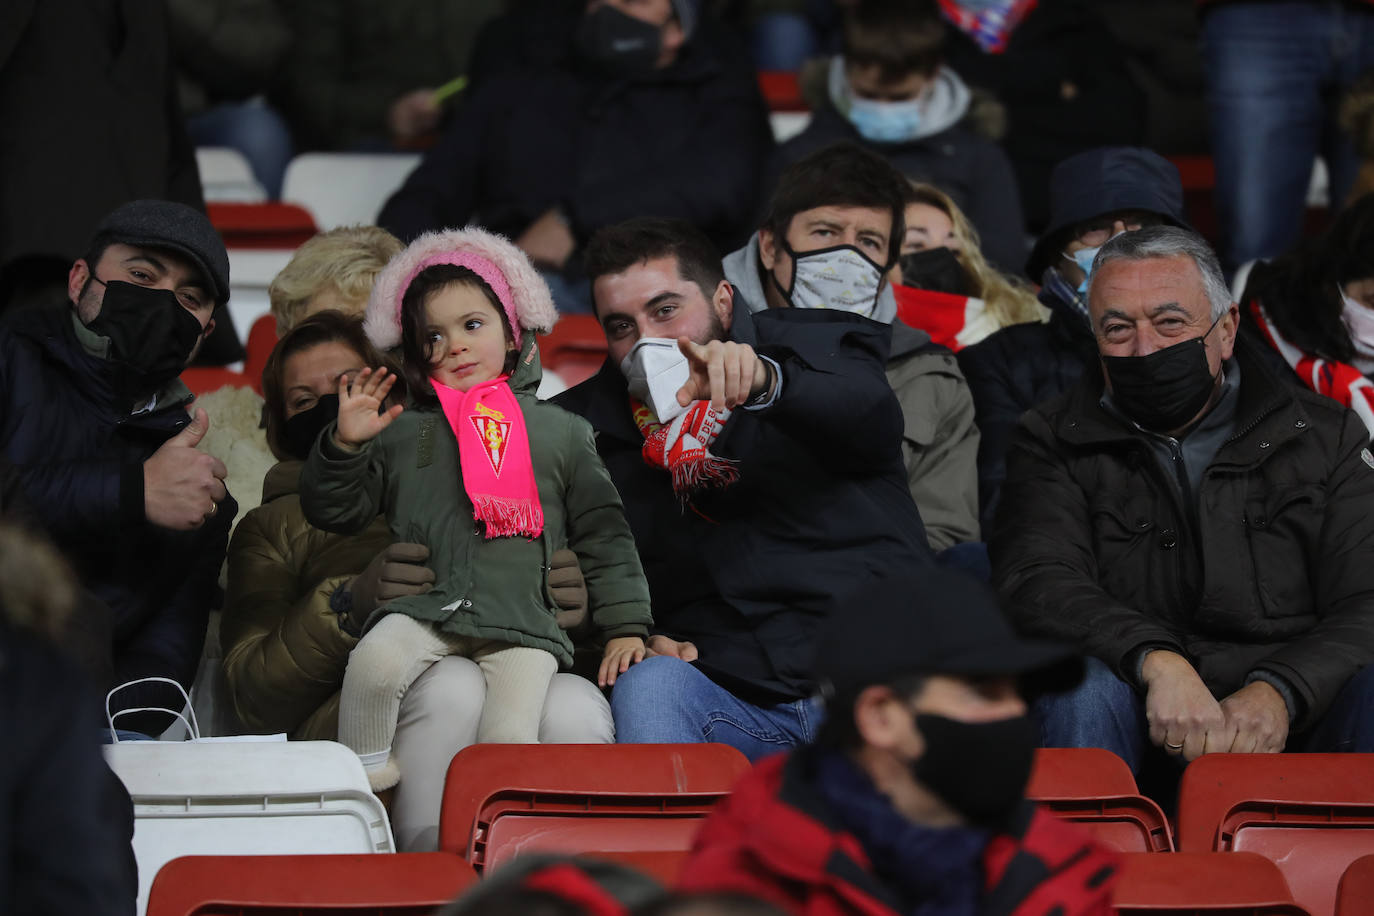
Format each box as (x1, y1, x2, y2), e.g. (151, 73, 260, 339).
(598, 636, 646, 687)
(334, 367, 404, 449)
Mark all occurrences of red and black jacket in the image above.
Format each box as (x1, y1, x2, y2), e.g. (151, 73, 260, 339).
(679, 750, 1118, 916)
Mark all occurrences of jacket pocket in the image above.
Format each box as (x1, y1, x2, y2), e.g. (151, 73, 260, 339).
(1089, 498, 1159, 600)
(1243, 485, 1322, 620)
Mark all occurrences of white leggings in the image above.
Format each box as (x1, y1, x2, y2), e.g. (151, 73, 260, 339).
(339, 613, 558, 768)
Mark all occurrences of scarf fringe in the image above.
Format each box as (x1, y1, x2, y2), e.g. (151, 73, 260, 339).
(669, 453, 740, 499)
(472, 494, 544, 539)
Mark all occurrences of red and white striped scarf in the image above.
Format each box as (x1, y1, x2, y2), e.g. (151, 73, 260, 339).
(1250, 299, 1374, 438)
(631, 397, 738, 498)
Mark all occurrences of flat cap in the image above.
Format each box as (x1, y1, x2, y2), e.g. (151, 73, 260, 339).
(93, 200, 230, 306)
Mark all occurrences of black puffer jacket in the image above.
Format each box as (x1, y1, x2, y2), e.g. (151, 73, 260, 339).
(957, 290, 1098, 530)
(991, 341, 1374, 730)
(0, 306, 235, 735)
(379, 18, 772, 259)
(555, 306, 934, 705)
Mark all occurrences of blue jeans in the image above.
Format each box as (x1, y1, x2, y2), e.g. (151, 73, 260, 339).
(611, 656, 824, 762)
(540, 268, 594, 315)
(187, 100, 294, 199)
(1036, 656, 1374, 774)
(750, 13, 819, 71)
(1202, 1, 1374, 270)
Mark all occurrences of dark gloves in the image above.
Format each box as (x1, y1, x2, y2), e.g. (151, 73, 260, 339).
(344, 542, 436, 634)
(548, 548, 588, 632)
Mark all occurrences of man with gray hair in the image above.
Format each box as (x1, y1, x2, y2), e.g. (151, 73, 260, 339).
(991, 225, 1374, 775)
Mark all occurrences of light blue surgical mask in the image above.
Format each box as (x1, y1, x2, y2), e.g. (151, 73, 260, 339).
(847, 97, 924, 144)
(1063, 229, 1127, 294)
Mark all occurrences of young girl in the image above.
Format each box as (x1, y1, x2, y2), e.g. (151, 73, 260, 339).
(300, 228, 651, 790)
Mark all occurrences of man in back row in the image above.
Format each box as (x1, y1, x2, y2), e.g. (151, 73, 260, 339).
(555, 216, 933, 758)
(994, 226, 1374, 770)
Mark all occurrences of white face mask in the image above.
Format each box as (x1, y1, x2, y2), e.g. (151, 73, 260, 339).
(1341, 287, 1374, 373)
(620, 337, 692, 422)
(777, 244, 885, 318)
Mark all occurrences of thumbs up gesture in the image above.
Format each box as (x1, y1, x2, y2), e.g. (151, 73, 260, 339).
(143, 408, 229, 530)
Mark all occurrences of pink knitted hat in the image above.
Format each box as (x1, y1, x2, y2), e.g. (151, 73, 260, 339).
(364, 226, 559, 350)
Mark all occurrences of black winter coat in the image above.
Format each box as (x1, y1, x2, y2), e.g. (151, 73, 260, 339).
(991, 341, 1374, 730)
(555, 306, 934, 705)
(0, 307, 234, 736)
(773, 106, 1027, 274)
(379, 22, 773, 258)
(0, 620, 137, 916)
(957, 291, 1098, 530)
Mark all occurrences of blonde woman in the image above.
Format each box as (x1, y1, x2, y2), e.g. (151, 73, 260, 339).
(268, 225, 404, 333)
(890, 182, 1046, 351)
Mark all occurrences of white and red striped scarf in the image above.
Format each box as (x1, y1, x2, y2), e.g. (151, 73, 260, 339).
(1250, 299, 1374, 438)
(892, 284, 1000, 352)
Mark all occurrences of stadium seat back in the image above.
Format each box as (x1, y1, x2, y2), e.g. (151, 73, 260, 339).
(539, 315, 608, 388)
(147, 853, 476, 916)
(281, 153, 420, 230)
(1335, 854, 1374, 916)
(243, 313, 278, 394)
(1114, 851, 1310, 914)
(1178, 754, 1374, 916)
(106, 741, 395, 915)
(1026, 748, 1175, 852)
(439, 744, 749, 872)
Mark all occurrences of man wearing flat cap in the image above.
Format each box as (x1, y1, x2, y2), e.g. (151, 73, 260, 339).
(0, 199, 237, 736)
(680, 567, 1117, 916)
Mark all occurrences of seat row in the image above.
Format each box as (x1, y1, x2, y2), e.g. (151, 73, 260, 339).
(109, 742, 1374, 916)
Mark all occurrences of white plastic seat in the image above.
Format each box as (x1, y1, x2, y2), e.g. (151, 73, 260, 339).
(282, 153, 421, 230)
(196, 147, 267, 203)
(104, 740, 394, 915)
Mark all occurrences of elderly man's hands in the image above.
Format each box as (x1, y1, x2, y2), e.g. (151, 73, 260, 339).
(1142, 649, 1230, 761)
(516, 209, 575, 270)
(144, 408, 228, 530)
(1220, 680, 1290, 753)
(675, 337, 773, 412)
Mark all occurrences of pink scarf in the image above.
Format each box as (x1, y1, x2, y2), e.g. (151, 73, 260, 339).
(431, 376, 544, 538)
(631, 397, 738, 498)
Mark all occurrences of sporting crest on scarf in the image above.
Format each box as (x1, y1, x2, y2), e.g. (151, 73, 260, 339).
(469, 403, 512, 477)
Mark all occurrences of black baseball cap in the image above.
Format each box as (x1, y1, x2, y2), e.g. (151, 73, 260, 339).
(92, 200, 231, 307)
(815, 566, 1082, 696)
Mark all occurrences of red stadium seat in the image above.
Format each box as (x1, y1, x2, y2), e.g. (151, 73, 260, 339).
(242, 313, 278, 395)
(584, 850, 688, 885)
(1178, 754, 1374, 916)
(146, 852, 478, 916)
(1335, 855, 1374, 916)
(181, 366, 251, 396)
(1026, 748, 1175, 852)
(438, 744, 749, 874)
(1114, 851, 1309, 914)
(208, 202, 318, 250)
(539, 314, 609, 388)
(757, 71, 807, 111)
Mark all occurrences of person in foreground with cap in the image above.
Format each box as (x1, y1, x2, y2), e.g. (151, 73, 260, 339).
(993, 225, 1374, 777)
(0, 199, 237, 736)
(679, 566, 1118, 916)
(957, 147, 1189, 529)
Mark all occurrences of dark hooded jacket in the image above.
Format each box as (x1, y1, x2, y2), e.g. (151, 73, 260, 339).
(378, 16, 773, 262)
(0, 306, 235, 736)
(554, 305, 934, 705)
(959, 146, 1189, 530)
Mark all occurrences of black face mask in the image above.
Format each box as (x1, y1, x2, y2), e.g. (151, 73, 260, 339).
(85, 279, 205, 397)
(899, 247, 974, 297)
(1101, 314, 1224, 433)
(912, 713, 1037, 829)
(575, 4, 662, 77)
(282, 394, 340, 460)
